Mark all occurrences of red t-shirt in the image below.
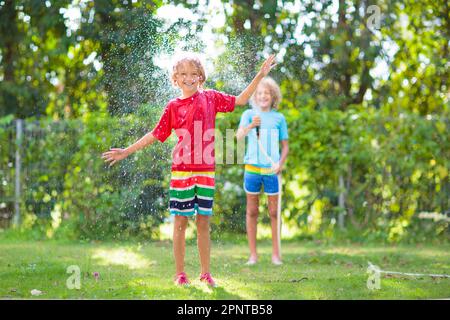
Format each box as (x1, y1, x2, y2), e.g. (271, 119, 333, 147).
(151, 89, 236, 171)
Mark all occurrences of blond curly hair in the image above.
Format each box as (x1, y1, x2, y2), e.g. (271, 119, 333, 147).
(171, 53, 207, 88)
(250, 76, 282, 110)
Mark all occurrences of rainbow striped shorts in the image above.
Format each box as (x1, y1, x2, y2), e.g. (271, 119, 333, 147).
(244, 164, 279, 195)
(169, 171, 215, 216)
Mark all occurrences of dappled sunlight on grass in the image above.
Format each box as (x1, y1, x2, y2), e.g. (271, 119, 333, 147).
(372, 276, 438, 299)
(321, 245, 450, 256)
(216, 278, 260, 299)
(1, 241, 449, 299)
(192, 281, 216, 295)
(92, 248, 155, 270)
(124, 276, 245, 299)
(319, 245, 450, 269)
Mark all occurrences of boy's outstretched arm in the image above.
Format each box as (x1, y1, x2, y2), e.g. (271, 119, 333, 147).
(102, 132, 157, 167)
(123, 132, 158, 156)
(235, 54, 277, 106)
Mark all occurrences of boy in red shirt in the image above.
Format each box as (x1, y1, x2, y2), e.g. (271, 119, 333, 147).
(102, 53, 276, 287)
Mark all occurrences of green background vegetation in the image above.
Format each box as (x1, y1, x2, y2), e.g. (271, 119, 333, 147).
(0, 0, 449, 244)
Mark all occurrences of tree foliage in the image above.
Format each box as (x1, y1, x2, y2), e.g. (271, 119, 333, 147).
(0, 0, 448, 241)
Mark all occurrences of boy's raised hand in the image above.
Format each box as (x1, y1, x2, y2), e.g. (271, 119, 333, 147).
(235, 54, 277, 106)
(101, 148, 128, 167)
(259, 54, 277, 77)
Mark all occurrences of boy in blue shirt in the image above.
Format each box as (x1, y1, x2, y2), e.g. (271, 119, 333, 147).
(236, 77, 289, 265)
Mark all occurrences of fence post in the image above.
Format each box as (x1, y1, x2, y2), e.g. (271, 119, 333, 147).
(12, 119, 23, 227)
(338, 174, 346, 229)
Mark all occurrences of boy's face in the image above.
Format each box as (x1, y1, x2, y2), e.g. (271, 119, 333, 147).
(255, 84, 272, 110)
(174, 62, 201, 95)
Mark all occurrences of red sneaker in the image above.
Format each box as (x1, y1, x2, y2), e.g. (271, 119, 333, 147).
(200, 272, 217, 287)
(174, 272, 190, 286)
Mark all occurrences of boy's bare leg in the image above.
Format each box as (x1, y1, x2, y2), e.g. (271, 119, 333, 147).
(268, 195, 281, 261)
(173, 215, 188, 274)
(196, 214, 211, 274)
(246, 194, 260, 262)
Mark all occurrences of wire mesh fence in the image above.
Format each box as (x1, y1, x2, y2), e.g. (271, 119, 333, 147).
(0, 119, 84, 227)
(0, 114, 172, 239)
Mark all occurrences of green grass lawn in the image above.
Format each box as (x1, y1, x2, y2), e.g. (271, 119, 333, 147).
(0, 239, 449, 299)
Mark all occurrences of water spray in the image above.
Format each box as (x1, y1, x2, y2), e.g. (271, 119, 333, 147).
(368, 262, 450, 279)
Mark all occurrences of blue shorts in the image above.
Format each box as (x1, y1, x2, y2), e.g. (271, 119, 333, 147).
(244, 171, 279, 195)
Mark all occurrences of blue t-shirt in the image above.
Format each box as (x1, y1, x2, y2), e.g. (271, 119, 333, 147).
(238, 109, 289, 167)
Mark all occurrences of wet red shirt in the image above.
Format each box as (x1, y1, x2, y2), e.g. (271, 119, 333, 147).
(151, 89, 236, 171)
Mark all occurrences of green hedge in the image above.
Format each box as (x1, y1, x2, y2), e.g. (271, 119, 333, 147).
(280, 106, 450, 242)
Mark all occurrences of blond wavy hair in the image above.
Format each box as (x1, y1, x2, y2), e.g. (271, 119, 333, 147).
(250, 76, 282, 110)
(171, 53, 207, 88)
